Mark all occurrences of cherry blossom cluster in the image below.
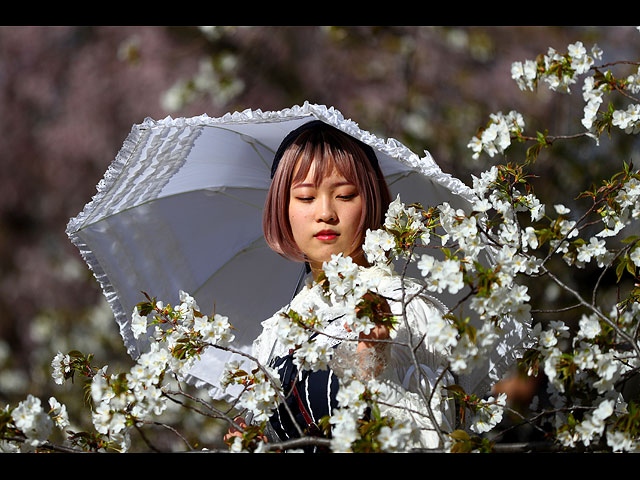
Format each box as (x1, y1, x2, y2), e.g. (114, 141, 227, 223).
(25, 290, 237, 452)
(460, 43, 640, 459)
(325, 377, 419, 453)
(505, 40, 639, 155)
(323, 252, 391, 336)
(468, 393, 508, 434)
(132, 290, 236, 361)
(467, 110, 525, 160)
(528, 307, 639, 451)
(511, 41, 602, 94)
(363, 194, 433, 265)
(2, 395, 69, 452)
(276, 309, 335, 371)
(51, 351, 72, 385)
(220, 361, 281, 423)
(87, 290, 236, 448)
(327, 378, 368, 452)
(612, 103, 640, 135)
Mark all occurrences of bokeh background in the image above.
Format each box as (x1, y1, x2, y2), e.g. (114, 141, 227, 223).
(1, 26, 638, 451)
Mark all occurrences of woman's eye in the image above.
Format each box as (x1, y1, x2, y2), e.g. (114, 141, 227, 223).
(338, 194, 356, 200)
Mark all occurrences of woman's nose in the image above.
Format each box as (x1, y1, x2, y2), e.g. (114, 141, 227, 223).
(316, 197, 336, 222)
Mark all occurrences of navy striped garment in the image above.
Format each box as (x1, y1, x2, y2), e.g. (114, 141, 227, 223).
(267, 349, 340, 452)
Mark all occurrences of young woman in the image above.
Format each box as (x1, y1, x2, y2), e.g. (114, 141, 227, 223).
(227, 120, 455, 451)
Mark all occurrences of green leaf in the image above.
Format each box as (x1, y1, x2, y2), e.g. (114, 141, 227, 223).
(444, 384, 467, 397)
(526, 143, 543, 163)
(449, 429, 470, 441)
(616, 256, 629, 283)
(627, 258, 636, 277)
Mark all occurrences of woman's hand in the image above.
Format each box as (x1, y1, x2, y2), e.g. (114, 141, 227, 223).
(355, 291, 392, 349)
(344, 292, 392, 379)
(223, 416, 248, 444)
(223, 416, 268, 446)
(357, 321, 391, 352)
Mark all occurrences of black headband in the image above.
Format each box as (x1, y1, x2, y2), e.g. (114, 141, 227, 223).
(270, 119, 381, 179)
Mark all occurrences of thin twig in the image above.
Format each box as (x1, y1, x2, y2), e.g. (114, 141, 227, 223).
(0, 435, 88, 453)
(542, 265, 640, 358)
(133, 422, 164, 452)
(140, 420, 195, 451)
(531, 303, 583, 314)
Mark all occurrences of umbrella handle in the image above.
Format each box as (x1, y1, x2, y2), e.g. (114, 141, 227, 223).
(290, 263, 308, 303)
(262, 263, 309, 382)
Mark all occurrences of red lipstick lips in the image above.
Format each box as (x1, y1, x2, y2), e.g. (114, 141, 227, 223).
(315, 230, 339, 240)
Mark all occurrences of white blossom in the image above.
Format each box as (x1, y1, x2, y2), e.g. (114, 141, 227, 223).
(51, 351, 71, 385)
(557, 428, 579, 448)
(449, 335, 480, 374)
(467, 110, 524, 159)
(568, 41, 593, 75)
(543, 347, 565, 393)
(91, 366, 113, 405)
(577, 314, 601, 340)
(626, 66, 640, 94)
(572, 341, 598, 370)
(419, 255, 464, 295)
(521, 226, 539, 251)
(11, 395, 53, 448)
(336, 379, 368, 417)
(293, 340, 333, 371)
(426, 311, 459, 351)
(471, 166, 499, 199)
(593, 398, 615, 423)
(323, 253, 361, 300)
(594, 351, 621, 394)
(363, 228, 395, 264)
(236, 367, 280, 423)
(48, 397, 69, 430)
(229, 436, 246, 453)
(377, 421, 417, 452)
(511, 59, 538, 91)
(576, 414, 604, 446)
(328, 407, 359, 452)
(612, 104, 640, 134)
(630, 247, 640, 268)
(469, 393, 507, 434)
(607, 429, 637, 452)
(596, 211, 626, 238)
(131, 306, 149, 339)
(576, 237, 608, 264)
(538, 328, 558, 348)
(195, 313, 235, 347)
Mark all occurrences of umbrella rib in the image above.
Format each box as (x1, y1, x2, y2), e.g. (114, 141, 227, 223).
(216, 190, 265, 210)
(248, 142, 272, 170)
(385, 171, 412, 188)
(205, 125, 276, 169)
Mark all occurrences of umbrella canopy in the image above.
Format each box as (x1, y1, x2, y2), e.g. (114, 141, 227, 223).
(67, 102, 518, 400)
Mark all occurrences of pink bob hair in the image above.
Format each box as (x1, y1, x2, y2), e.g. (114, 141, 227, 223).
(263, 122, 391, 263)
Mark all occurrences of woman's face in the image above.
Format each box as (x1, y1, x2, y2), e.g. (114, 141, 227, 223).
(288, 160, 365, 274)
